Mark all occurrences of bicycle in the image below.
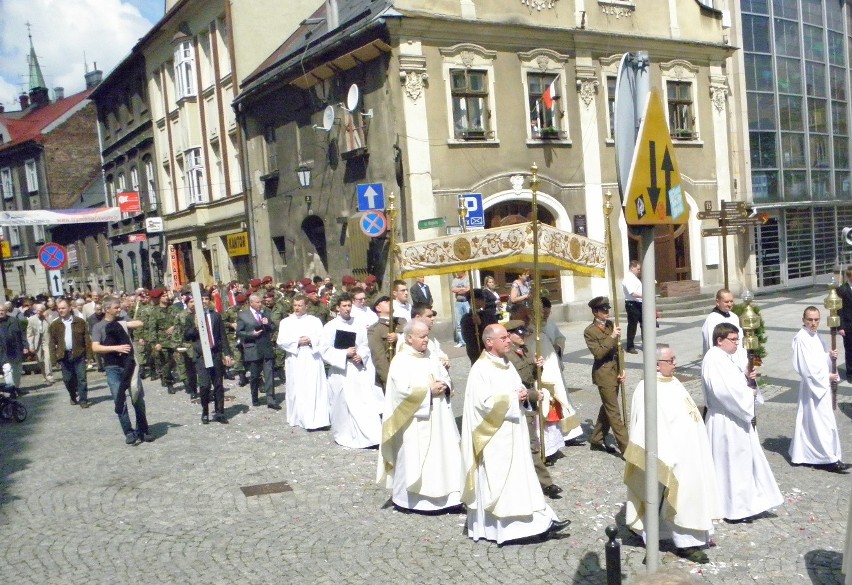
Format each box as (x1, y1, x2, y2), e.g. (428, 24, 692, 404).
(0, 386, 27, 423)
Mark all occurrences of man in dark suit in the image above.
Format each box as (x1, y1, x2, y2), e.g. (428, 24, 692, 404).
(837, 267, 852, 382)
(185, 291, 233, 424)
(409, 276, 433, 307)
(48, 299, 92, 407)
(583, 296, 628, 455)
(236, 293, 280, 410)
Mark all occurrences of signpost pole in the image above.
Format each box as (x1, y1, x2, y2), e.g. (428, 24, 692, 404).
(640, 226, 659, 571)
(0, 237, 7, 298)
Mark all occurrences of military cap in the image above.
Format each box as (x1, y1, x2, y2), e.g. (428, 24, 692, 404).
(249, 278, 262, 288)
(303, 284, 318, 294)
(371, 295, 390, 312)
(299, 277, 312, 287)
(261, 276, 273, 284)
(235, 293, 247, 303)
(588, 296, 611, 311)
(149, 288, 164, 299)
(341, 275, 356, 285)
(364, 275, 377, 284)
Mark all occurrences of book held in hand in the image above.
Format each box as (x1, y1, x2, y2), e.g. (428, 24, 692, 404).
(334, 330, 357, 350)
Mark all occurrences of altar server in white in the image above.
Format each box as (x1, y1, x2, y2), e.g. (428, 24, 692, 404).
(461, 323, 570, 544)
(320, 294, 383, 449)
(790, 306, 850, 473)
(625, 345, 721, 564)
(277, 295, 330, 430)
(377, 320, 462, 512)
(701, 289, 747, 368)
(702, 322, 783, 522)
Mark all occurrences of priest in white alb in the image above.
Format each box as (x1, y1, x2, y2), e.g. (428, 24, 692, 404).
(702, 322, 783, 522)
(276, 294, 330, 430)
(461, 323, 570, 544)
(790, 306, 850, 473)
(377, 320, 462, 512)
(624, 345, 721, 564)
(701, 289, 747, 368)
(320, 294, 383, 449)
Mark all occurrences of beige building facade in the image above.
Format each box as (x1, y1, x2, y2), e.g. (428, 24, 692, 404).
(238, 0, 741, 316)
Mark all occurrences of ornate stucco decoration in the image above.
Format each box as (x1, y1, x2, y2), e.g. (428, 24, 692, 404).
(439, 43, 498, 68)
(510, 175, 525, 194)
(576, 78, 599, 108)
(521, 0, 558, 10)
(660, 59, 700, 81)
(710, 79, 729, 113)
(399, 55, 428, 102)
(599, 1, 635, 18)
(517, 48, 569, 72)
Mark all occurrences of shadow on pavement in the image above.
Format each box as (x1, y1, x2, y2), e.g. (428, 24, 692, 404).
(762, 435, 793, 464)
(147, 420, 183, 438)
(0, 389, 51, 512)
(804, 549, 844, 584)
(839, 402, 852, 423)
(224, 403, 250, 419)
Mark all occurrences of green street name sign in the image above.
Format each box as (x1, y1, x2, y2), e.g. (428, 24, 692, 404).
(417, 217, 445, 229)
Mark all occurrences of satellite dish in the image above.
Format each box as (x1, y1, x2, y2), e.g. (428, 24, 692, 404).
(321, 105, 335, 131)
(346, 84, 360, 111)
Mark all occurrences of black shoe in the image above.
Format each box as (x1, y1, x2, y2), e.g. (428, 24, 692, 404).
(201, 415, 209, 425)
(125, 432, 140, 445)
(238, 373, 249, 387)
(139, 433, 155, 443)
(564, 438, 587, 447)
(817, 461, 852, 473)
(625, 348, 638, 354)
(216, 415, 229, 424)
(167, 384, 176, 395)
(79, 401, 90, 409)
(674, 547, 709, 564)
(548, 519, 571, 534)
(724, 517, 753, 524)
(590, 442, 617, 454)
(267, 402, 281, 410)
(140, 368, 148, 380)
(189, 392, 199, 400)
(70, 397, 79, 405)
(542, 484, 563, 499)
(252, 400, 261, 407)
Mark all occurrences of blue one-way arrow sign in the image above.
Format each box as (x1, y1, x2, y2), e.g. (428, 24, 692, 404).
(356, 183, 385, 212)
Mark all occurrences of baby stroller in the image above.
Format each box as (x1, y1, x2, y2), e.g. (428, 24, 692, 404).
(0, 384, 26, 422)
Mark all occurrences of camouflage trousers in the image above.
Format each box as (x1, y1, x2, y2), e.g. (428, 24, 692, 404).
(152, 347, 175, 385)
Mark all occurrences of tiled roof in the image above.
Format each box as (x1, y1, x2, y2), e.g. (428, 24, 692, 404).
(0, 88, 93, 152)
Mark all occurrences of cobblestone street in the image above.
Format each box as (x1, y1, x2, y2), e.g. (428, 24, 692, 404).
(2, 287, 851, 584)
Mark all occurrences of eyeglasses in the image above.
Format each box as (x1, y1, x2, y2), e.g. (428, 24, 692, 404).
(725, 336, 740, 342)
(353, 297, 366, 301)
(656, 358, 676, 364)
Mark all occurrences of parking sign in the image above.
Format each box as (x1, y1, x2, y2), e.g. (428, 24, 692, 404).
(460, 193, 484, 230)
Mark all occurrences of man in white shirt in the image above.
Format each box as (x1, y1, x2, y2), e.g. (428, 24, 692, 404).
(391, 279, 412, 322)
(27, 304, 54, 384)
(790, 306, 850, 473)
(350, 286, 378, 329)
(622, 260, 642, 354)
(701, 289, 747, 367)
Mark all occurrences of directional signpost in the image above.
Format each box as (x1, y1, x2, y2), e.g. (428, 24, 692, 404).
(698, 201, 764, 289)
(48, 269, 63, 297)
(356, 183, 385, 212)
(360, 210, 387, 238)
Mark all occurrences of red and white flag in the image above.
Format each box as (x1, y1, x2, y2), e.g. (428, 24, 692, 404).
(541, 76, 559, 110)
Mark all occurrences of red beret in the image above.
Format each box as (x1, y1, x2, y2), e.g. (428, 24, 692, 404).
(364, 275, 377, 284)
(341, 275, 356, 284)
(248, 287, 257, 294)
(235, 294, 247, 303)
(149, 288, 164, 299)
(299, 277, 311, 287)
(249, 278, 262, 287)
(264, 291, 276, 299)
(261, 276, 273, 284)
(303, 284, 318, 294)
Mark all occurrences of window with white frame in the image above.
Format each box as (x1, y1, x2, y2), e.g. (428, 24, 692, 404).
(0, 167, 12, 200)
(174, 40, 196, 100)
(8, 226, 20, 247)
(144, 156, 157, 210)
(518, 50, 570, 142)
(440, 44, 497, 141)
(24, 159, 38, 192)
(106, 176, 114, 207)
(660, 60, 700, 142)
(130, 166, 139, 192)
(606, 75, 617, 139)
(117, 172, 126, 193)
(184, 148, 206, 205)
(33, 225, 45, 244)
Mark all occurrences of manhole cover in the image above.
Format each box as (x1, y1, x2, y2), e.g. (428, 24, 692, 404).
(240, 481, 293, 497)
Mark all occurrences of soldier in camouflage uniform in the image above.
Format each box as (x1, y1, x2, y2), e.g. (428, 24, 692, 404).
(303, 284, 330, 324)
(168, 290, 192, 390)
(263, 292, 287, 381)
(364, 275, 380, 305)
(223, 293, 248, 386)
(132, 291, 154, 379)
(172, 297, 198, 400)
(147, 288, 177, 393)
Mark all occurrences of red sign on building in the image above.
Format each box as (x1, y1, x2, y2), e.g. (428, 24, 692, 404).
(128, 234, 147, 243)
(117, 191, 141, 214)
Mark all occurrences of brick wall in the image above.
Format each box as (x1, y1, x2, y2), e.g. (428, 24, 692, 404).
(43, 102, 102, 210)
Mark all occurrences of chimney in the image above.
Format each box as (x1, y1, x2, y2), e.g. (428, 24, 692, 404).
(85, 61, 103, 89)
(19, 92, 29, 110)
(54, 87, 64, 101)
(29, 87, 50, 108)
(325, 0, 339, 29)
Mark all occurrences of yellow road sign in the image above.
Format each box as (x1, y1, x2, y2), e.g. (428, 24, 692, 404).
(624, 88, 689, 226)
(0, 241, 9, 258)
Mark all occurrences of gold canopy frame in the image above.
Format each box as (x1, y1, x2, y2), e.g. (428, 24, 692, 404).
(394, 221, 607, 278)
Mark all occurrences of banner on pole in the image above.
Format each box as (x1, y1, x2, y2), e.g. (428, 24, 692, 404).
(0, 208, 121, 225)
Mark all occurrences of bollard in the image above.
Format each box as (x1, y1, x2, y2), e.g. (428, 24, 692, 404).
(605, 525, 622, 585)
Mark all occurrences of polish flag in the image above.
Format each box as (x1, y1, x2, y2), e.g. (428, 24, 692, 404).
(541, 76, 559, 110)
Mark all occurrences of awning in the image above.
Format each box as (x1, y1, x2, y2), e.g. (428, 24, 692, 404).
(395, 222, 607, 278)
(290, 39, 392, 90)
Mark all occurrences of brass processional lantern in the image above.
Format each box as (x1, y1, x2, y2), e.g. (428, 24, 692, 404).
(824, 276, 842, 409)
(740, 290, 761, 428)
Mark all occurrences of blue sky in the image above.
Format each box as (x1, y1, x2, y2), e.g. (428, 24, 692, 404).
(0, 0, 165, 110)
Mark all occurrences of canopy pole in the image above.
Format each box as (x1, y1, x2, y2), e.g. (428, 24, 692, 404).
(386, 191, 397, 361)
(457, 195, 479, 346)
(529, 163, 546, 464)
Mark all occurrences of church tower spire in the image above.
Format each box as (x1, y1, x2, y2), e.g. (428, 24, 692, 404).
(26, 22, 46, 91)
